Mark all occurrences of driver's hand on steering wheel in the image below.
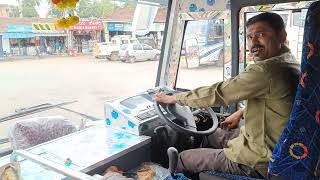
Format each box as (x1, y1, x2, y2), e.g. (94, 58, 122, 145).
(155, 92, 177, 104)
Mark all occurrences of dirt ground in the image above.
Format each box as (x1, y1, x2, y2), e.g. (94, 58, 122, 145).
(0, 56, 223, 141)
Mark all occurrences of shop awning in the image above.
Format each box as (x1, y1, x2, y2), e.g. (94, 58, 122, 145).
(34, 33, 68, 37)
(2, 32, 35, 39)
(32, 23, 56, 31)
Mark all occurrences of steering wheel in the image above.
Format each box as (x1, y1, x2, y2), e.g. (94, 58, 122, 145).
(154, 95, 219, 136)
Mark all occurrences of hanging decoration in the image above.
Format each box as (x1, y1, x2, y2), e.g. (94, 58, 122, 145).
(51, 0, 80, 28)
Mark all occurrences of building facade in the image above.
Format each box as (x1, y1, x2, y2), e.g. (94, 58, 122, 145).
(0, 18, 68, 57)
(69, 19, 103, 53)
(0, 4, 9, 18)
(103, 7, 167, 49)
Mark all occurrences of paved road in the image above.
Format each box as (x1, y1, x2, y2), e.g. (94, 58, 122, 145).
(0, 56, 223, 140)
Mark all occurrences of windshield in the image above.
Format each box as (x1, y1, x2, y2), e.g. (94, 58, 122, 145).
(0, 0, 167, 152)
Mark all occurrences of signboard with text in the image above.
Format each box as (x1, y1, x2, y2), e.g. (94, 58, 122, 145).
(107, 23, 124, 32)
(69, 20, 103, 31)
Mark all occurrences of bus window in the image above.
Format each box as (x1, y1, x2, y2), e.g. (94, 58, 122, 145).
(0, 1, 167, 152)
(243, 8, 307, 65)
(214, 23, 224, 37)
(176, 19, 226, 90)
(293, 10, 307, 27)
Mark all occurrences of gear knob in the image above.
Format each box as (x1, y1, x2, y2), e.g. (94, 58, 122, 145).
(167, 147, 179, 176)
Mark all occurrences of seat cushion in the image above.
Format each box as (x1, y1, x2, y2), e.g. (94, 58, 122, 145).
(9, 116, 77, 150)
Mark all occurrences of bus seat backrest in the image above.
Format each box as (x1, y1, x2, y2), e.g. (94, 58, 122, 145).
(268, 1, 320, 179)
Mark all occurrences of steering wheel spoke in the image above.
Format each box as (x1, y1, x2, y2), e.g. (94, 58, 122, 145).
(154, 98, 219, 136)
(191, 109, 204, 115)
(186, 124, 197, 131)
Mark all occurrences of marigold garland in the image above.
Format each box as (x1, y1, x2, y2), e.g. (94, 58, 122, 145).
(51, 0, 80, 28)
(56, 15, 80, 28)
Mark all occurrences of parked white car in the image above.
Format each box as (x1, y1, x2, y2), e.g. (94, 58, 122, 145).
(119, 43, 161, 63)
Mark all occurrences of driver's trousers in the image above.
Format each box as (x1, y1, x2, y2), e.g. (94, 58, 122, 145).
(176, 128, 263, 178)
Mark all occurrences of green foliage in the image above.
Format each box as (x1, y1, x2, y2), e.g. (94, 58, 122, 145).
(9, 6, 21, 17)
(21, 0, 40, 17)
(75, 0, 115, 18)
(92, 0, 114, 17)
(123, 0, 136, 9)
(47, 4, 64, 18)
(75, 0, 92, 18)
(16, 0, 123, 18)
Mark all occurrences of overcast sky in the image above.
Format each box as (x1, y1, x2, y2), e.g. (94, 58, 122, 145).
(0, 0, 122, 18)
(0, 0, 50, 18)
(0, 0, 18, 6)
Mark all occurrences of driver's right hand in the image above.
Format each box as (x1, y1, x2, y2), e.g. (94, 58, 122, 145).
(155, 92, 177, 104)
(220, 109, 243, 130)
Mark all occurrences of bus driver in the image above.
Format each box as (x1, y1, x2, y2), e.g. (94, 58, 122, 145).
(155, 12, 300, 178)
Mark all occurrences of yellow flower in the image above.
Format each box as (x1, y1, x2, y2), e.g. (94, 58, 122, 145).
(55, 0, 78, 10)
(56, 18, 69, 28)
(67, 16, 80, 26)
(67, 2, 77, 8)
(56, 1, 67, 10)
(65, 0, 77, 8)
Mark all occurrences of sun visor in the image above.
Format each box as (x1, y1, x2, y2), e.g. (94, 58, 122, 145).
(132, 3, 159, 36)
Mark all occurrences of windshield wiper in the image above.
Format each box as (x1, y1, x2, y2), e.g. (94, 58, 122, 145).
(14, 101, 100, 121)
(0, 101, 79, 123)
(14, 103, 51, 113)
(0, 138, 9, 144)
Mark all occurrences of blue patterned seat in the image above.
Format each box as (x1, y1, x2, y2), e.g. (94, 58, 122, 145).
(268, 1, 320, 179)
(199, 1, 320, 180)
(199, 171, 264, 180)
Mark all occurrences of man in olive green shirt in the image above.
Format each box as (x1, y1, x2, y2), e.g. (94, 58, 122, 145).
(155, 12, 300, 178)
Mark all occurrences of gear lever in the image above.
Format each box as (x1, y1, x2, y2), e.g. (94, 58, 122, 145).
(167, 147, 190, 180)
(167, 147, 179, 178)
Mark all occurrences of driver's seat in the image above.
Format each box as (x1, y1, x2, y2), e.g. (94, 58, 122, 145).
(199, 1, 320, 180)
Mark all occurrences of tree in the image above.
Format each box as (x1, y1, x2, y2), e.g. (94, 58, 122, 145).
(75, 0, 92, 18)
(47, 0, 117, 19)
(9, 6, 21, 17)
(75, 0, 115, 18)
(92, 0, 114, 17)
(21, 0, 40, 17)
(47, 4, 64, 18)
(125, 0, 136, 8)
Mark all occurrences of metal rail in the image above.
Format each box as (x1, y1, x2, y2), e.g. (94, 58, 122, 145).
(11, 150, 98, 180)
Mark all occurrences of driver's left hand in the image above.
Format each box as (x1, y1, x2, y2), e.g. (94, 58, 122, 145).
(155, 92, 177, 104)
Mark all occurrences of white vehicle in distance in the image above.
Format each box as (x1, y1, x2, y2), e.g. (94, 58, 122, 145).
(94, 35, 139, 61)
(93, 42, 119, 61)
(119, 43, 161, 63)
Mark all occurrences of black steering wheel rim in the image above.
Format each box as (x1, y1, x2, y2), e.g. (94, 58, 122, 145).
(154, 101, 219, 136)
